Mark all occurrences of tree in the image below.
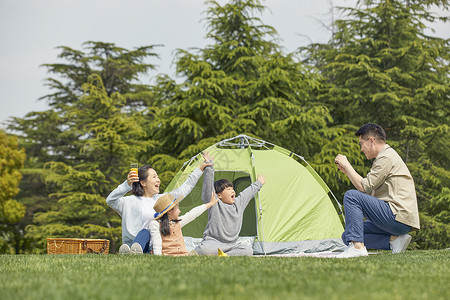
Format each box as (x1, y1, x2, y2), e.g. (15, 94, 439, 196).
(8, 42, 159, 167)
(7, 42, 160, 253)
(0, 131, 26, 253)
(25, 74, 153, 252)
(303, 0, 450, 248)
(145, 0, 335, 186)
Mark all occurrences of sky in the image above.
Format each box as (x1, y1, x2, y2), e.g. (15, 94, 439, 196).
(0, 0, 448, 129)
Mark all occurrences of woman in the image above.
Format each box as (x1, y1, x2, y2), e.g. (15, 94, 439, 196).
(106, 152, 212, 254)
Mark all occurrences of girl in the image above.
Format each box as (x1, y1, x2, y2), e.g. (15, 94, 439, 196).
(106, 152, 212, 254)
(149, 192, 218, 256)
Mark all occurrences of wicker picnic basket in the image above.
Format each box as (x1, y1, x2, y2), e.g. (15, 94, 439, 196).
(47, 238, 110, 255)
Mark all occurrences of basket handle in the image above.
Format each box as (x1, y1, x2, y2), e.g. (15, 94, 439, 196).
(53, 240, 65, 249)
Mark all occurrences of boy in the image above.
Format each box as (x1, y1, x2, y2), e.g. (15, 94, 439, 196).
(195, 162, 266, 256)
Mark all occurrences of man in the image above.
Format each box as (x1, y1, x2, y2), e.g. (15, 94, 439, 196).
(334, 123, 420, 258)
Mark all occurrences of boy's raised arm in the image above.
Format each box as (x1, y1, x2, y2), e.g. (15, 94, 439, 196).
(236, 174, 266, 210)
(201, 152, 215, 205)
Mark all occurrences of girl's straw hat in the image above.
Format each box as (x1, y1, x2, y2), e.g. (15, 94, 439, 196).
(153, 194, 184, 220)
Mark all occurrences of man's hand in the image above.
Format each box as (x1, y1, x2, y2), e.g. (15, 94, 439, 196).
(335, 154, 364, 192)
(335, 154, 351, 174)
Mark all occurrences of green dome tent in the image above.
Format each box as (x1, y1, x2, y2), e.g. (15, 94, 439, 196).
(165, 135, 346, 255)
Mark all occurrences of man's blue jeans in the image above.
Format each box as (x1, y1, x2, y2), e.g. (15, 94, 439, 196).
(342, 190, 411, 250)
(132, 229, 152, 253)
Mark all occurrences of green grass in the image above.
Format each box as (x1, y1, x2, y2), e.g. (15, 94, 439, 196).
(1, 251, 449, 300)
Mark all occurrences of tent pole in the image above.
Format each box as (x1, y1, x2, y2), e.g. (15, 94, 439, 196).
(329, 189, 345, 225)
(245, 138, 267, 256)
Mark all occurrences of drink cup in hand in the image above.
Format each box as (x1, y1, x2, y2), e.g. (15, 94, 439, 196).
(130, 163, 139, 179)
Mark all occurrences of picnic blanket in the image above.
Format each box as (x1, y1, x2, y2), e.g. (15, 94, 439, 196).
(184, 236, 352, 256)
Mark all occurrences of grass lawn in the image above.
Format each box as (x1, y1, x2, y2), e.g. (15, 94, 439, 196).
(1, 250, 449, 300)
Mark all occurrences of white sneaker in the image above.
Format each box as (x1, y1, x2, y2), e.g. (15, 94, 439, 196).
(336, 242, 368, 258)
(130, 243, 143, 254)
(390, 234, 412, 254)
(118, 244, 130, 254)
